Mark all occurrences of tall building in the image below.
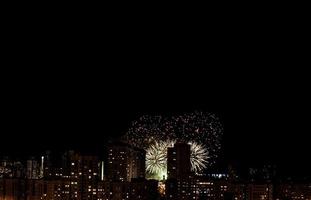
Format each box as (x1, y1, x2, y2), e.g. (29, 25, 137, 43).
(166, 142, 193, 200)
(26, 157, 41, 179)
(106, 142, 145, 182)
(167, 143, 191, 179)
(42, 151, 53, 178)
(247, 183, 273, 200)
(66, 152, 100, 200)
(0, 159, 24, 179)
(166, 176, 242, 200)
(41, 150, 103, 200)
(130, 149, 145, 180)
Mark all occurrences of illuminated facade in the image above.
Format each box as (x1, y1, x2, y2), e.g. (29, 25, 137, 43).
(166, 177, 246, 200)
(0, 159, 24, 179)
(166, 143, 194, 200)
(25, 179, 71, 200)
(165, 143, 248, 200)
(68, 154, 100, 199)
(26, 158, 42, 179)
(1, 148, 311, 200)
(247, 184, 273, 200)
(106, 142, 145, 182)
(274, 183, 311, 200)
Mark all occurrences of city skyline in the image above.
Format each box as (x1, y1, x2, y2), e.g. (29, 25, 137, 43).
(1, 80, 310, 178)
(1, 139, 310, 199)
(1, 80, 311, 199)
(1, 6, 309, 199)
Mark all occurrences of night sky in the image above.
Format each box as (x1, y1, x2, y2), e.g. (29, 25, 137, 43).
(1, 13, 309, 177)
(1, 72, 310, 177)
(0, 7, 309, 182)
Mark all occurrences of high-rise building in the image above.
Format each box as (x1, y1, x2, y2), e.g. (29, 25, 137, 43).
(166, 142, 193, 200)
(66, 152, 100, 200)
(0, 159, 24, 179)
(41, 150, 103, 200)
(106, 142, 145, 182)
(247, 183, 273, 200)
(26, 157, 41, 179)
(166, 176, 239, 200)
(42, 150, 52, 178)
(167, 143, 191, 180)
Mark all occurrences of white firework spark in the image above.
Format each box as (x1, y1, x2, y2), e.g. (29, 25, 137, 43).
(145, 140, 174, 176)
(145, 140, 209, 178)
(124, 111, 223, 167)
(188, 141, 209, 173)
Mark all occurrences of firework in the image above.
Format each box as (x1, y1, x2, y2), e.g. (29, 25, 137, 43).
(189, 141, 209, 173)
(123, 111, 223, 179)
(145, 140, 209, 178)
(145, 140, 175, 179)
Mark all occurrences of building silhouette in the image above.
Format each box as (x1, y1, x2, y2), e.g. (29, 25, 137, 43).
(1, 142, 311, 200)
(106, 142, 145, 182)
(167, 142, 191, 180)
(166, 142, 193, 200)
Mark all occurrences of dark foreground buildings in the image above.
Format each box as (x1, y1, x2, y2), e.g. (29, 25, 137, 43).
(0, 142, 158, 200)
(164, 143, 311, 200)
(1, 141, 311, 200)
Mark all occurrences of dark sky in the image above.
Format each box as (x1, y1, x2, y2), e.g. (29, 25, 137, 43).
(1, 13, 309, 176)
(2, 76, 226, 154)
(1, 72, 310, 177)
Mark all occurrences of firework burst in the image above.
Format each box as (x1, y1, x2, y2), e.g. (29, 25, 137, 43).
(123, 111, 223, 179)
(145, 140, 174, 176)
(189, 141, 209, 173)
(145, 140, 209, 177)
